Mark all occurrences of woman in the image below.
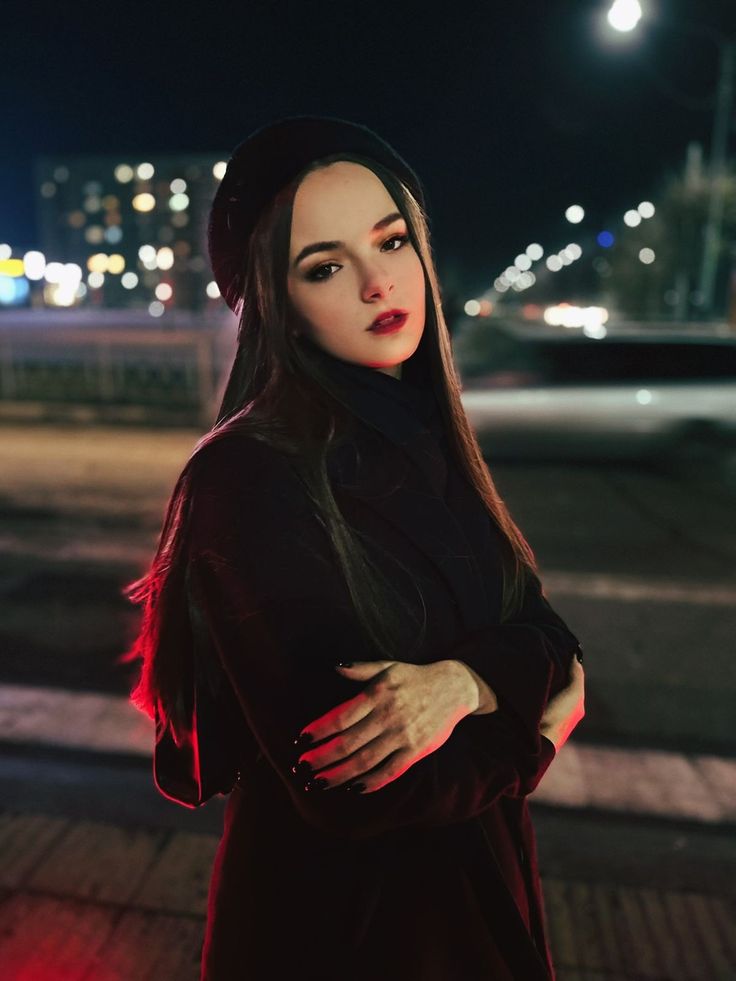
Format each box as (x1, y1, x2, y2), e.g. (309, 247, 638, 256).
(122, 115, 585, 981)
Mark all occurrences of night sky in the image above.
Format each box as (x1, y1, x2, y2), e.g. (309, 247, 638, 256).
(3, 0, 735, 297)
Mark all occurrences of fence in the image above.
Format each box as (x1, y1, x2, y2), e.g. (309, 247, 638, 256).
(0, 310, 237, 428)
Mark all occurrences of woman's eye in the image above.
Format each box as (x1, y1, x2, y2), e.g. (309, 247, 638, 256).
(382, 233, 409, 252)
(306, 233, 409, 283)
(307, 261, 341, 283)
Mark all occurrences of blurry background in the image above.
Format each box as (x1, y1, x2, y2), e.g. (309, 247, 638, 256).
(1, 2, 735, 979)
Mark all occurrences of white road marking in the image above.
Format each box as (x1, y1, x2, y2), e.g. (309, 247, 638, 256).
(544, 571, 736, 606)
(1, 529, 735, 608)
(1, 682, 735, 824)
(0, 535, 154, 564)
(0, 683, 151, 756)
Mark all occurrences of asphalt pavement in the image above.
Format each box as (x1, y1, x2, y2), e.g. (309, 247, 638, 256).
(1, 422, 735, 979)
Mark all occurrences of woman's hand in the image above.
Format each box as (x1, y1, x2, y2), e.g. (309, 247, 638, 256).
(292, 659, 479, 793)
(540, 657, 585, 752)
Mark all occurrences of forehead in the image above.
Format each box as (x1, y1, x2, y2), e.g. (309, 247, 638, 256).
(290, 161, 395, 237)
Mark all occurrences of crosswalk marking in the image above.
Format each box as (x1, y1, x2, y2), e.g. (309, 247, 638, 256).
(0, 683, 151, 756)
(2, 682, 735, 824)
(2, 528, 734, 606)
(544, 571, 736, 606)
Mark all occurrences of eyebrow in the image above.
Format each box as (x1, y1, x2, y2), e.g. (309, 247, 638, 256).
(292, 211, 404, 269)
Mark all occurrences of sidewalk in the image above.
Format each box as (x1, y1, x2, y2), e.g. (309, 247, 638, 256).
(1, 683, 735, 979)
(2, 804, 734, 980)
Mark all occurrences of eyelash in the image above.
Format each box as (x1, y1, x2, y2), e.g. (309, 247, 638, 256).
(305, 233, 410, 283)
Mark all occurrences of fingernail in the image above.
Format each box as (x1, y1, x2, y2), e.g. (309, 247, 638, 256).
(335, 661, 353, 668)
(291, 760, 314, 777)
(293, 731, 314, 747)
(304, 777, 329, 791)
(346, 782, 366, 793)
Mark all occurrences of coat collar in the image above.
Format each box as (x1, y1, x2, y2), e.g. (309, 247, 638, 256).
(310, 344, 494, 633)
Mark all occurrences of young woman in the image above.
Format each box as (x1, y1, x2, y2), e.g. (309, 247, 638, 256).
(122, 115, 585, 981)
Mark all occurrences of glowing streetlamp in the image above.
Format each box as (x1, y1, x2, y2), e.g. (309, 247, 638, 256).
(607, 1, 642, 33)
(606, 4, 736, 318)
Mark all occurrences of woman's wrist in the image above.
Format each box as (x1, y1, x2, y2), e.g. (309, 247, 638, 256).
(447, 660, 499, 716)
(540, 722, 562, 752)
(539, 730, 558, 757)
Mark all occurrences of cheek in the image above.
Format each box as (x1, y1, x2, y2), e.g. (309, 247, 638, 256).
(309, 296, 356, 340)
(290, 282, 341, 327)
(405, 248, 422, 278)
(408, 254, 426, 301)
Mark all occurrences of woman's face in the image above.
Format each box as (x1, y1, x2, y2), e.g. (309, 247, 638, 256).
(287, 161, 426, 379)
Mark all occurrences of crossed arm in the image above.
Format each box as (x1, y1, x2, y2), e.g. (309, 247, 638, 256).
(186, 437, 582, 841)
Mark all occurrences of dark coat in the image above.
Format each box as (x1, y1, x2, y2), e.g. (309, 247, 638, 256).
(181, 362, 581, 981)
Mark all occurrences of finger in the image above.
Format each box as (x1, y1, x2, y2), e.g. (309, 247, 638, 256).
(306, 731, 399, 790)
(335, 660, 396, 679)
(297, 708, 387, 774)
(295, 688, 375, 749)
(351, 748, 415, 794)
(294, 661, 397, 752)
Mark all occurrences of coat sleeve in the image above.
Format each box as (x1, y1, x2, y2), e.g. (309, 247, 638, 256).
(452, 564, 582, 756)
(185, 436, 562, 841)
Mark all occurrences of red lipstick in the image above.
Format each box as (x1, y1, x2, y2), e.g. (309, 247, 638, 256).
(368, 309, 409, 334)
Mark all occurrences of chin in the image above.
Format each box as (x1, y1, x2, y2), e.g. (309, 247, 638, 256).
(317, 323, 423, 368)
(363, 333, 420, 365)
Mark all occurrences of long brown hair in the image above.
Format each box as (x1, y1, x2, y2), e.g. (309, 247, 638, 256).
(120, 151, 541, 744)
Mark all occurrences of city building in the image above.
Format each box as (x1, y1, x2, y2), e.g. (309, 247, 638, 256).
(26, 152, 230, 313)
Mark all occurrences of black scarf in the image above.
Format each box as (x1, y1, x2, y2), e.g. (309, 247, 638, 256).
(301, 334, 505, 625)
(304, 335, 446, 481)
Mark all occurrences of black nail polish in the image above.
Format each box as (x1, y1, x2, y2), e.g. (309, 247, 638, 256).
(335, 661, 353, 667)
(304, 777, 328, 791)
(346, 782, 366, 793)
(291, 760, 314, 777)
(293, 731, 314, 747)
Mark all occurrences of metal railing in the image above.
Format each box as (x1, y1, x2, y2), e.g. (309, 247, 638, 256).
(0, 309, 238, 427)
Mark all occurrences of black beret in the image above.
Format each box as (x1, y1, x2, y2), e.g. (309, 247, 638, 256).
(207, 114, 427, 315)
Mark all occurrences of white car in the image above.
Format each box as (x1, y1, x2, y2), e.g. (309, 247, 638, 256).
(458, 326, 736, 464)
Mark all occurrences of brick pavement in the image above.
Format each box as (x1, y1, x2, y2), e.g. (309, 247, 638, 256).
(1, 807, 734, 980)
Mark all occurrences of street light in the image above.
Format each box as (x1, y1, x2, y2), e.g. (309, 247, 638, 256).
(606, 4, 736, 319)
(607, 1, 642, 34)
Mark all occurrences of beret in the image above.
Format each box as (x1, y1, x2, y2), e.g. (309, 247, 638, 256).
(207, 114, 427, 315)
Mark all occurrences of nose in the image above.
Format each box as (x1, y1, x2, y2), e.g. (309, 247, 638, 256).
(360, 260, 394, 303)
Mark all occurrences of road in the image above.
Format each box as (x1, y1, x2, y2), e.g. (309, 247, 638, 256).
(1, 422, 735, 979)
(1, 421, 734, 753)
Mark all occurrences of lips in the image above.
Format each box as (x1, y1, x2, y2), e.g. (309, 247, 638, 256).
(368, 314, 408, 336)
(369, 309, 408, 330)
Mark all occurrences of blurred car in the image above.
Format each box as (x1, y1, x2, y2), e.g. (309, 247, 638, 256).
(458, 326, 736, 464)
